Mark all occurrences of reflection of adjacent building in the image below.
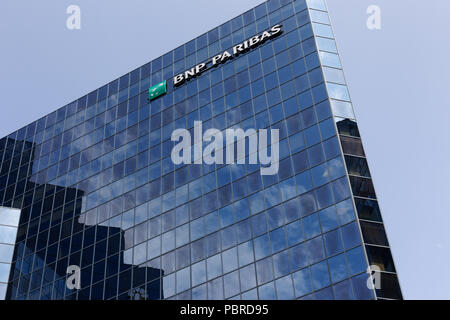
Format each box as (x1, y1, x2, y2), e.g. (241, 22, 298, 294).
(0, 207, 21, 300)
(0, 138, 163, 300)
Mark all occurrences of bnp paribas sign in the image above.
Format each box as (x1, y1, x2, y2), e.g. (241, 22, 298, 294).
(148, 24, 282, 100)
(173, 24, 282, 86)
(148, 80, 167, 101)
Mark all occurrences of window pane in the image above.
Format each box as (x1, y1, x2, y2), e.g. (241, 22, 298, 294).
(0, 244, 14, 263)
(345, 155, 371, 178)
(340, 136, 365, 157)
(0, 226, 17, 244)
(366, 245, 396, 272)
(360, 221, 389, 246)
(0, 207, 21, 227)
(354, 198, 382, 222)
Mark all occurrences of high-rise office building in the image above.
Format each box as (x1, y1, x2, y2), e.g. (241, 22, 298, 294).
(0, 0, 402, 300)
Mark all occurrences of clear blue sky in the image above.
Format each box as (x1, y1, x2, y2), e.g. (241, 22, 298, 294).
(1, 0, 449, 299)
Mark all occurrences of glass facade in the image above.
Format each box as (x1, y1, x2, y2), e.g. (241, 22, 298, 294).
(0, 0, 402, 300)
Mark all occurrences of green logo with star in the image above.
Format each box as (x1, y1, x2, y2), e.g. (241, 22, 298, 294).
(148, 80, 167, 101)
